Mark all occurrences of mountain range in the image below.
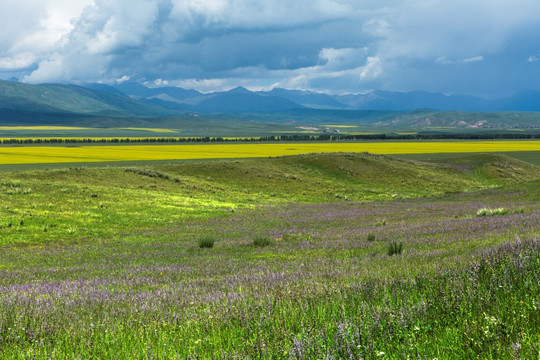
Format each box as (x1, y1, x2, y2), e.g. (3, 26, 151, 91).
(1, 79, 540, 129)
(104, 81, 540, 113)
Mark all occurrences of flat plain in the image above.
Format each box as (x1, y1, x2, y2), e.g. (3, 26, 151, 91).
(0, 149, 539, 358)
(0, 140, 539, 165)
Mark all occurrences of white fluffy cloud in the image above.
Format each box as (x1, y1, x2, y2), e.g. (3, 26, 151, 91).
(0, 53, 36, 71)
(463, 56, 484, 63)
(1, 0, 540, 96)
(0, 0, 92, 70)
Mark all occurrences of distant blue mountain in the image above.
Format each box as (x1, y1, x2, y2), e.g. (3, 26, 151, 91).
(260, 88, 348, 109)
(194, 90, 304, 113)
(83, 83, 126, 96)
(115, 81, 202, 100)
(2, 79, 539, 128)
(334, 90, 495, 111)
(102, 82, 540, 112)
(497, 89, 540, 111)
(107, 84, 305, 113)
(226, 86, 253, 94)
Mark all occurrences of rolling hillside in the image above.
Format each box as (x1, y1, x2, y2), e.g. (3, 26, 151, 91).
(0, 80, 177, 118)
(1, 152, 539, 358)
(45, 152, 537, 203)
(373, 109, 540, 129)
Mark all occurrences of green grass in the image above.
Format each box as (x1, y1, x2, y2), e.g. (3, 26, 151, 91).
(252, 235, 273, 247)
(387, 241, 404, 256)
(395, 151, 540, 166)
(198, 236, 215, 248)
(0, 153, 539, 358)
(0, 152, 537, 247)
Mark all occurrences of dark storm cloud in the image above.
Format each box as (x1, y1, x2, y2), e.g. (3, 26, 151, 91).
(1, 0, 539, 96)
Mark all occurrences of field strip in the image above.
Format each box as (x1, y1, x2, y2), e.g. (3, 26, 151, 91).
(0, 141, 539, 165)
(0, 126, 93, 131)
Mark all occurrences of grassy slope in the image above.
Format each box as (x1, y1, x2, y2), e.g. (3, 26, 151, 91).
(395, 151, 540, 166)
(374, 109, 540, 128)
(0, 153, 538, 247)
(155, 153, 540, 200)
(1, 153, 539, 358)
(0, 80, 175, 117)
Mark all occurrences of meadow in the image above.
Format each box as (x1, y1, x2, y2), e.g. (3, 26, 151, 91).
(0, 122, 305, 138)
(0, 151, 539, 358)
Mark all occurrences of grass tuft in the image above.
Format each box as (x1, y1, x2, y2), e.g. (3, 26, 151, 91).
(253, 235, 272, 247)
(198, 237, 215, 248)
(477, 207, 508, 216)
(374, 219, 387, 227)
(387, 241, 403, 256)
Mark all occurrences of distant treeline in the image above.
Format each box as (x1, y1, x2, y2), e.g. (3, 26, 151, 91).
(1, 133, 539, 145)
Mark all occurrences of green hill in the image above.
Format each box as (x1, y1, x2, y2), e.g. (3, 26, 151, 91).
(1, 151, 538, 246)
(6, 153, 539, 207)
(147, 152, 540, 202)
(375, 109, 540, 129)
(0, 80, 177, 118)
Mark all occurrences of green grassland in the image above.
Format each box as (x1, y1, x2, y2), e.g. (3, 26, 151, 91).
(0, 120, 312, 138)
(1, 121, 539, 139)
(372, 109, 540, 128)
(1, 153, 540, 358)
(395, 151, 540, 166)
(1, 153, 538, 246)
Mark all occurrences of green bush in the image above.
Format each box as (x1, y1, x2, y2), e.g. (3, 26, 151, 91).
(367, 233, 376, 242)
(282, 232, 312, 243)
(387, 242, 403, 256)
(253, 236, 272, 247)
(198, 237, 215, 249)
(476, 207, 508, 217)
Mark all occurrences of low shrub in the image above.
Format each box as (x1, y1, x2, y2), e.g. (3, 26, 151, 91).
(374, 219, 387, 227)
(253, 236, 272, 247)
(476, 207, 508, 217)
(388, 242, 403, 256)
(367, 233, 376, 242)
(125, 168, 171, 180)
(282, 232, 312, 243)
(198, 237, 215, 249)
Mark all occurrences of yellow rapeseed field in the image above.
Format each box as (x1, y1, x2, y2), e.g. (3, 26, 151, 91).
(113, 128, 177, 133)
(0, 141, 538, 165)
(0, 126, 93, 131)
(324, 125, 361, 128)
(1, 137, 186, 142)
(0, 126, 177, 132)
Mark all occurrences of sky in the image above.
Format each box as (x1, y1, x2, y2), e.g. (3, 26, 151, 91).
(1, 0, 539, 97)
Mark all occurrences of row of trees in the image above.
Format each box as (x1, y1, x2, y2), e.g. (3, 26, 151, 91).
(1, 132, 538, 145)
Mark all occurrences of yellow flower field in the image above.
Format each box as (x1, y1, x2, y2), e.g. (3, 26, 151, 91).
(0, 126, 93, 131)
(0, 126, 177, 132)
(0, 140, 539, 165)
(113, 127, 178, 133)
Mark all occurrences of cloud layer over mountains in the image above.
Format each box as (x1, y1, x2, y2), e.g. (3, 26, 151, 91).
(1, 0, 540, 97)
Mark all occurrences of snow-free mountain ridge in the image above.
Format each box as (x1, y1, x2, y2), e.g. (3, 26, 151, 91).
(1, 79, 540, 129)
(105, 81, 540, 113)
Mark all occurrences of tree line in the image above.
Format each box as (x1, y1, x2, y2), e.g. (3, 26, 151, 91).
(1, 132, 539, 145)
